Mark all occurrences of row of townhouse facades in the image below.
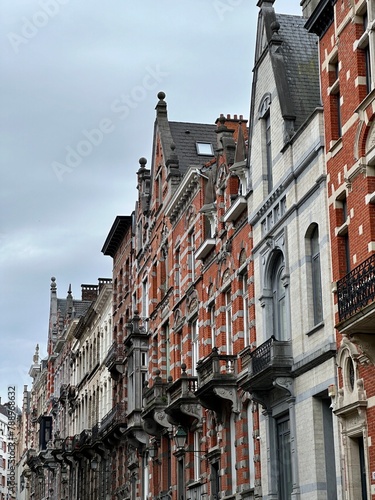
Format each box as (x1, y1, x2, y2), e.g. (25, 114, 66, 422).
(14, 0, 375, 499)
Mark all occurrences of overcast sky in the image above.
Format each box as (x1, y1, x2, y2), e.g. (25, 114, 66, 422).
(0, 0, 302, 404)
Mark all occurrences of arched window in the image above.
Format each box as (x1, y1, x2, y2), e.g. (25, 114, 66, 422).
(271, 253, 288, 340)
(310, 225, 323, 325)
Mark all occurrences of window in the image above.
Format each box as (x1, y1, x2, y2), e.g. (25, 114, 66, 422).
(247, 404, 255, 489)
(272, 254, 288, 340)
(193, 431, 200, 481)
(265, 112, 273, 193)
(259, 93, 272, 193)
(164, 323, 171, 378)
(337, 195, 351, 275)
(189, 232, 196, 282)
(142, 278, 148, 321)
(191, 319, 199, 376)
(209, 302, 216, 348)
(358, 6, 372, 95)
(241, 271, 250, 347)
(175, 247, 181, 294)
(225, 290, 233, 354)
(230, 413, 237, 494)
(196, 142, 214, 155)
(277, 415, 292, 500)
(309, 225, 323, 325)
(329, 57, 342, 140)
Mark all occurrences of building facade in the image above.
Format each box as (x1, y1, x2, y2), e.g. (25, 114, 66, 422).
(24, 278, 113, 500)
(306, 0, 375, 498)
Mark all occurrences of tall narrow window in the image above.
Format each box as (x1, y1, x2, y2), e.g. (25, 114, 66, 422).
(247, 404, 255, 489)
(329, 58, 342, 139)
(209, 302, 216, 348)
(363, 12, 371, 94)
(272, 254, 288, 341)
(189, 232, 195, 282)
(259, 93, 272, 193)
(277, 415, 292, 500)
(230, 413, 237, 494)
(165, 323, 171, 378)
(225, 290, 232, 354)
(142, 278, 148, 319)
(265, 112, 273, 193)
(193, 431, 200, 481)
(191, 319, 199, 376)
(241, 272, 250, 347)
(310, 226, 323, 325)
(175, 247, 181, 294)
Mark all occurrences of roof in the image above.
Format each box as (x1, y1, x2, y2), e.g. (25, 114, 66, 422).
(169, 121, 217, 175)
(101, 215, 133, 258)
(275, 13, 321, 131)
(56, 298, 92, 319)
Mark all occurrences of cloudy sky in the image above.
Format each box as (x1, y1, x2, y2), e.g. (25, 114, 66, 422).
(0, 0, 301, 404)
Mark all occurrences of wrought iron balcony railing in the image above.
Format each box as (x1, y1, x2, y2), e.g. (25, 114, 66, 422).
(251, 336, 274, 375)
(100, 402, 126, 435)
(104, 341, 125, 368)
(337, 253, 375, 322)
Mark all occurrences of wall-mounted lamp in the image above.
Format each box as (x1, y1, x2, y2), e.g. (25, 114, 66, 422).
(174, 426, 188, 450)
(148, 444, 158, 460)
(90, 459, 98, 471)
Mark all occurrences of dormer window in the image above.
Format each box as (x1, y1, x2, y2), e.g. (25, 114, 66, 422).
(196, 142, 214, 156)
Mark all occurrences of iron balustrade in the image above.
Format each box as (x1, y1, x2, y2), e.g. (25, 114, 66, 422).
(104, 341, 124, 368)
(100, 402, 126, 434)
(337, 253, 375, 322)
(250, 336, 275, 375)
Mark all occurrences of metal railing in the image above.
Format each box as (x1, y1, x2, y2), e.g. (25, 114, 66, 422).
(100, 402, 126, 434)
(250, 336, 274, 375)
(337, 253, 375, 322)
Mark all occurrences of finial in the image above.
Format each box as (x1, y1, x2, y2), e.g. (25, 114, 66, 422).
(67, 284, 72, 296)
(139, 157, 147, 170)
(271, 20, 280, 34)
(157, 91, 166, 101)
(50, 277, 56, 291)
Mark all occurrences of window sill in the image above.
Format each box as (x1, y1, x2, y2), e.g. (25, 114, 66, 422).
(328, 137, 342, 156)
(306, 321, 325, 336)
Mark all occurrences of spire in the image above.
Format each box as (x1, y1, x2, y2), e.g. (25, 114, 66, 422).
(33, 344, 39, 364)
(234, 123, 247, 164)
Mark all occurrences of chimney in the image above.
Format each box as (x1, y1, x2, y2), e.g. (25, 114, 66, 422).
(81, 284, 98, 302)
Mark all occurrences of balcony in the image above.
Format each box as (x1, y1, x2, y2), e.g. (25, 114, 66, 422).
(59, 384, 68, 402)
(165, 364, 201, 427)
(336, 254, 375, 362)
(240, 336, 293, 407)
(142, 370, 171, 435)
(100, 402, 127, 444)
(336, 254, 375, 331)
(195, 348, 238, 415)
(104, 341, 125, 379)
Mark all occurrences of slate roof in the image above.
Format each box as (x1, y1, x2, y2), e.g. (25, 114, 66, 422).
(169, 121, 217, 174)
(56, 298, 92, 319)
(276, 13, 321, 132)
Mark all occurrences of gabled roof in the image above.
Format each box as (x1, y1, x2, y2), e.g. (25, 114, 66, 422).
(276, 13, 321, 131)
(169, 121, 217, 174)
(251, 7, 320, 138)
(56, 298, 92, 319)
